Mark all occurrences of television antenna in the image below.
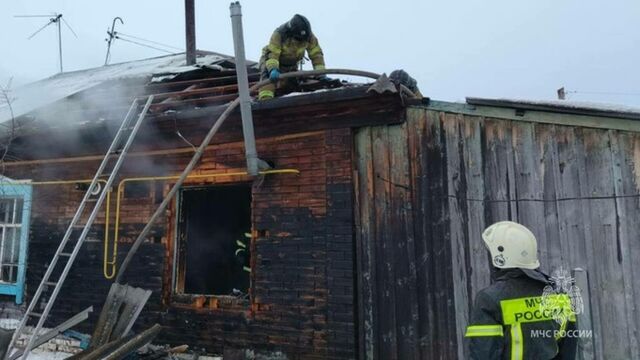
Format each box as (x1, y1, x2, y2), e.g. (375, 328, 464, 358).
(15, 13, 78, 73)
(104, 17, 124, 65)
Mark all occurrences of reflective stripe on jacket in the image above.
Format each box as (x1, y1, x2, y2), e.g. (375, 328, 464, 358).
(260, 25, 325, 72)
(466, 268, 577, 360)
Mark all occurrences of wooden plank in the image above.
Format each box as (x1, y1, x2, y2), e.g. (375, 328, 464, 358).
(456, 114, 490, 360)
(510, 122, 547, 268)
(572, 268, 595, 359)
(443, 113, 470, 360)
(371, 125, 398, 359)
(354, 127, 377, 360)
(623, 133, 640, 359)
(579, 128, 629, 358)
(430, 112, 457, 358)
(608, 130, 640, 359)
(462, 115, 490, 300)
(482, 119, 513, 226)
(407, 108, 431, 359)
(467, 97, 640, 122)
(90, 283, 128, 349)
(110, 287, 152, 340)
(552, 127, 588, 269)
(424, 101, 640, 133)
(388, 123, 419, 360)
(537, 125, 563, 270)
(418, 110, 445, 359)
(573, 128, 605, 358)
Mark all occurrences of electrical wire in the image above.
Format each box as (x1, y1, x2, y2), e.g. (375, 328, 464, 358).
(61, 17, 78, 38)
(114, 35, 174, 54)
(116, 32, 182, 51)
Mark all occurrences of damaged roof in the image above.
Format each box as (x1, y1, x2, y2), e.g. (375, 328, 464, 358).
(2, 52, 410, 160)
(0, 51, 250, 124)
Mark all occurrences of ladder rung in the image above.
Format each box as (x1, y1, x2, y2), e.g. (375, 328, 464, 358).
(28, 312, 43, 318)
(44, 281, 57, 287)
(59, 253, 72, 257)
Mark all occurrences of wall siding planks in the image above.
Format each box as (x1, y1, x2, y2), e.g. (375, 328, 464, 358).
(355, 106, 640, 360)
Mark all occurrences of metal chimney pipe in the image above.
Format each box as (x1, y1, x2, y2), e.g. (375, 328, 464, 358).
(185, 0, 196, 65)
(230, 1, 259, 176)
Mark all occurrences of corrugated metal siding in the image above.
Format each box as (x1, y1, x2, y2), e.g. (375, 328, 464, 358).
(354, 106, 640, 360)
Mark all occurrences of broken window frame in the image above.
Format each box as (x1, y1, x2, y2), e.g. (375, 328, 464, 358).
(171, 181, 253, 302)
(0, 182, 32, 304)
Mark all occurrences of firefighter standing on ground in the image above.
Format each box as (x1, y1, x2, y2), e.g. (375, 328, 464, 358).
(466, 221, 577, 359)
(258, 14, 326, 100)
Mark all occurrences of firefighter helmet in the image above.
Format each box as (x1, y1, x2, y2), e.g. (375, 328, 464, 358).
(287, 14, 311, 41)
(482, 221, 540, 269)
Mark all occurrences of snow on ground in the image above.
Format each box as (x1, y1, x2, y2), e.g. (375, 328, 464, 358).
(0, 318, 19, 329)
(24, 350, 73, 360)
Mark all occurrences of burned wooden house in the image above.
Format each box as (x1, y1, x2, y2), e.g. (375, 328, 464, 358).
(1, 51, 640, 360)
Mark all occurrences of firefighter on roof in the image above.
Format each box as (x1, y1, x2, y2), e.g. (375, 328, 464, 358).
(466, 221, 577, 360)
(258, 14, 326, 100)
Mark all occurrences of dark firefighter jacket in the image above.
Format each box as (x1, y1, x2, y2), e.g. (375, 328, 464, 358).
(466, 268, 577, 360)
(260, 24, 325, 72)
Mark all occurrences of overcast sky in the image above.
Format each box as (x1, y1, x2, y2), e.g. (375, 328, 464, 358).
(1, 0, 639, 106)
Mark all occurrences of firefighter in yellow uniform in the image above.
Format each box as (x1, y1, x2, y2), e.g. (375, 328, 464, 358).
(466, 221, 577, 359)
(258, 14, 326, 100)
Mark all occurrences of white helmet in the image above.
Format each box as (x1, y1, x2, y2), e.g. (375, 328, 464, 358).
(482, 221, 540, 269)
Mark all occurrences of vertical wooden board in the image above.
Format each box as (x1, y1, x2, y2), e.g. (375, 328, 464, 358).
(433, 112, 457, 358)
(462, 115, 490, 301)
(418, 110, 451, 358)
(482, 118, 514, 223)
(505, 121, 519, 221)
(371, 125, 398, 359)
(443, 113, 469, 360)
(626, 133, 640, 359)
(510, 122, 548, 270)
(579, 128, 629, 359)
(407, 109, 433, 359)
(572, 128, 605, 358)
(552, 127, 588, 270)
(552, 126, 597, 359)
(608, 131, 640, 359)
(388, 123, 419, 360)
(627, 133, 640, 358)
(354, 127, 377, 360)
(537, 125, 563, 270)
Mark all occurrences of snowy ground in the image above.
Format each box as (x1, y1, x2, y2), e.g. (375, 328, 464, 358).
(23, 350, 73, 360)
(1, 318, 78, 359)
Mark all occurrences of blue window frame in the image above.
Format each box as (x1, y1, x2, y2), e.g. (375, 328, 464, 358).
(0, 182, 32, 304)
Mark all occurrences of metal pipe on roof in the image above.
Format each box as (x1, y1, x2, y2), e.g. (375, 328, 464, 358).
(184, 0, 196, 65)
(230, 1, 260, 176)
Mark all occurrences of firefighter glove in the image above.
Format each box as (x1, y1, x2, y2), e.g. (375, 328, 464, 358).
(269, 69, 280, 83)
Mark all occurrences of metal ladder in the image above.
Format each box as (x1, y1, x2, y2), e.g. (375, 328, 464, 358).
(4, 96, 154, 360)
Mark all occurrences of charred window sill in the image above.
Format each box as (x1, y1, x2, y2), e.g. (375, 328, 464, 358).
(171, 293, 250, 311)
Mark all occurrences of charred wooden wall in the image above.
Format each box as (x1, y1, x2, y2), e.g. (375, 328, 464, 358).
(6, 129, 357, 359)
(354, 106, 640, 360)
